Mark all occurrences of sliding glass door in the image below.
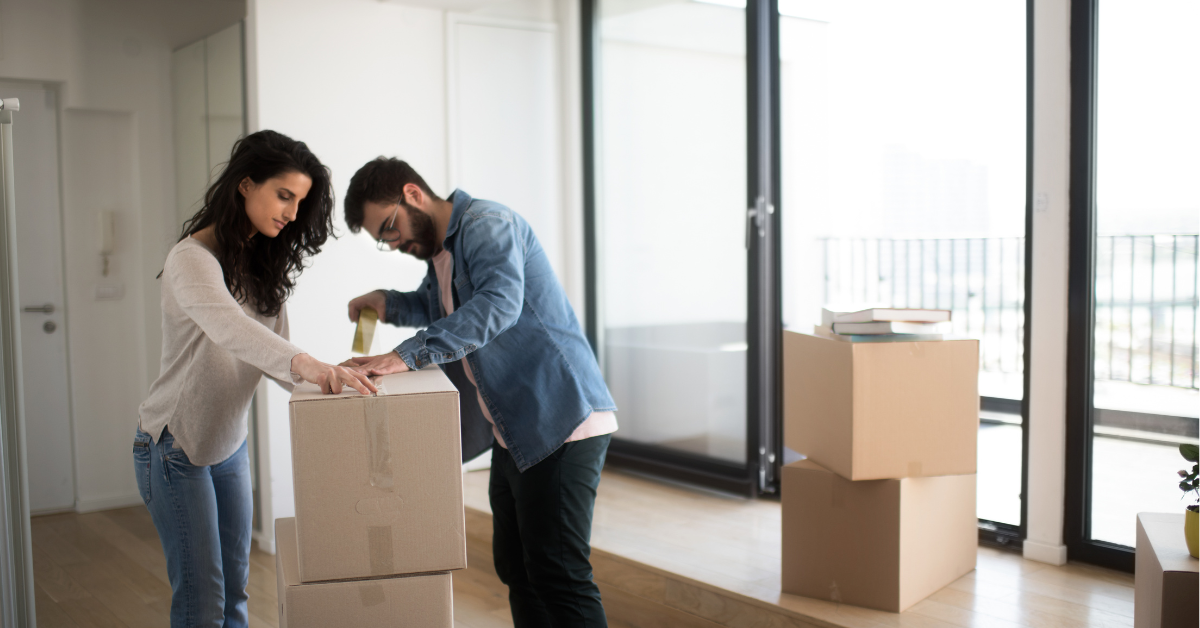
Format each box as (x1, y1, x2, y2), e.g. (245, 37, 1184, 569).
(778, 1, 1029, 537)
(588, 0, 756, 489)
(586, 0, 1029, 499)
(1067, 0, 1199, 569)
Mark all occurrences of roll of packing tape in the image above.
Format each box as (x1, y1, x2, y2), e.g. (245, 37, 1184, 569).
(352, 307, 378, 354)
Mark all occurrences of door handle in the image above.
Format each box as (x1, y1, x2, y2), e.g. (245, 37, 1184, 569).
(22, 304, 54, 314)
(745, 196, 774, 249)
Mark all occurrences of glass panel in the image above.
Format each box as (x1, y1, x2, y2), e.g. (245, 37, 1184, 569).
(1090, 0, 1200, 548)
(778, 1, 1027, 524)
(597, 0, 747, 464)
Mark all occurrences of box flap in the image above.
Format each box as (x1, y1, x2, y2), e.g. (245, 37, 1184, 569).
(783, 332, 855, 478)
(276, 517, 301, 587)
(290, 366, 458, 404)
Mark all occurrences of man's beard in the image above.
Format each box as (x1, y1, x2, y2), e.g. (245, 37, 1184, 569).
(398, 202, 439, 260)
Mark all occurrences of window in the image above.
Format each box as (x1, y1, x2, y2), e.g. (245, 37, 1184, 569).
(1067, 0, 1199, 567)
(588, 0, 762, 491)
(584, 0, 1031, 505)
(778, 1, 1028, 532)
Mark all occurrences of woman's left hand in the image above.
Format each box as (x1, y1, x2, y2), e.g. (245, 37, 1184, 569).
(341, 351, 412, 376)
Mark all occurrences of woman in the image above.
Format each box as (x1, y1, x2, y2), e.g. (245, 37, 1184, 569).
(134, 130, 373, 628)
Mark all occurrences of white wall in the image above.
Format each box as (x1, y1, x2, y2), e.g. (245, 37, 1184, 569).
(0, 0, 244, 511)
(59, 109, 147, 512)
(246, 0, 578, 551)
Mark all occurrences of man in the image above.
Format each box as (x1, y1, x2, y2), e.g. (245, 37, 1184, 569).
(342, 157, 617, 628)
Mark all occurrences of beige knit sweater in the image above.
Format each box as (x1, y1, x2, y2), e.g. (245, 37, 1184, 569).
(138, 237, 304, 466)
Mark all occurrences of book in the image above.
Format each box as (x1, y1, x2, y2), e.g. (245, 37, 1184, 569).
(832, 308, 951, 324)
(832, 321, 944, 335)
(812, 325, 943, 342)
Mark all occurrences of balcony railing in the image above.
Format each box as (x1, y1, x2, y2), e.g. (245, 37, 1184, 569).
(820, 234, 1199, 391)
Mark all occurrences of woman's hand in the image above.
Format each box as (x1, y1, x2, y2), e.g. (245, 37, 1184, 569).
(348, 290, 388, 323)
(291, 353, 378, 395)
(340, 351, 411, 376)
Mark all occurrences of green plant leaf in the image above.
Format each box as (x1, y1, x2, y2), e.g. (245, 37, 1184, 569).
(1181, 444, 1199, 462)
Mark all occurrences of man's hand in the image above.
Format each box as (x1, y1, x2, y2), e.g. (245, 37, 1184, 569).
(348, 290, 388, 323)
(341, 351, 411, 376)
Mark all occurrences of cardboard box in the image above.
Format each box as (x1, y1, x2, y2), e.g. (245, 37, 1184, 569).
(781, 460, 977, 613)
(1135, 513, 1199, 628)
(275, 518, 453, 628)
(783, 331, 979, 480)
(290, 367, 466, 582)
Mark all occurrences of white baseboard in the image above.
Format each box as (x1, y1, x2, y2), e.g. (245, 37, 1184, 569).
(29, 505, 75, 517)
(1023, 539, 1068, 565)
(75, 492, 143, 513)
(254, 529, 276, 555)
(462, 448, 493, 472)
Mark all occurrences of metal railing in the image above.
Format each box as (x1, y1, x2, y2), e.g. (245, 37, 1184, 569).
(1093, 235, 1199, 390)
(820, 234, 1199, 391)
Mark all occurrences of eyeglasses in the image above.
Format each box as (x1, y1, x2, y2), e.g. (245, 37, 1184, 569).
(376, 205, 402, 251)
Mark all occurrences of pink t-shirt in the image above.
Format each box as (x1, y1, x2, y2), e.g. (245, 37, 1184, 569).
(431, 250, 616, 450)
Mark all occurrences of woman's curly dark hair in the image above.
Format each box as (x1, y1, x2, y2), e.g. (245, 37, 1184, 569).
(178, 130, 334, 317)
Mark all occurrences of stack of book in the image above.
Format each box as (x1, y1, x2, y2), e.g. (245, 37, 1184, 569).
(814, 307, 951, 342)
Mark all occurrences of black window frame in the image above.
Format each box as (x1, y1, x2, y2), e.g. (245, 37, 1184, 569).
(1063, 0, 1136, 573)
(981, 0, 1036, 552)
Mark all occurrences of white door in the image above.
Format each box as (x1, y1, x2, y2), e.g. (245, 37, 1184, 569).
(1, 82, 75, 513)
(449, 17, 563, 278)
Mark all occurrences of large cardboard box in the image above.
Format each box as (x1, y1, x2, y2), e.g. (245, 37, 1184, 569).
(781, 460, 977, 613)
(275, 518, 453, 628)
(1134, 513, 1199, 628)
(783, 331, 979, 480)
(290, 367, 466, 582)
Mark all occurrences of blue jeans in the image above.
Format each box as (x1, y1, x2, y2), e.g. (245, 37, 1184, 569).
(134, 427, 252, 628)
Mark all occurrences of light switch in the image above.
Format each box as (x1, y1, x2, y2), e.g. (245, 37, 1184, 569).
(95, 284, 124, 301)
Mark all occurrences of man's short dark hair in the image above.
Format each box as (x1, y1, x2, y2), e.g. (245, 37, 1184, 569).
(344, 157, 438, 233)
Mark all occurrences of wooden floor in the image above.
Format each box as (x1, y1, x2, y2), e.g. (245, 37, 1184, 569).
(31, 467, 1136, 628)
(463, 467, 1137, 628)
(29, 506, 517, 628)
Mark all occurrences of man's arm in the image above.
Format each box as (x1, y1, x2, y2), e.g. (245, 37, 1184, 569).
(393, 214, 524, 370)
(384, 288, 433, 328)
(347, 285, 432, 329)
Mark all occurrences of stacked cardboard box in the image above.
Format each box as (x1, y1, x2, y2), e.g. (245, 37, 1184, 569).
(276, 368, 466, 627)
(781, 331, 980, 613)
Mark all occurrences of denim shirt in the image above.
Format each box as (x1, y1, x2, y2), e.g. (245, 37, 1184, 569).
(387, 190, 616, 472)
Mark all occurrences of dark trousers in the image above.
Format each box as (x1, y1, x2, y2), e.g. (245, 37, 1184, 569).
(489, 435, 610, 628)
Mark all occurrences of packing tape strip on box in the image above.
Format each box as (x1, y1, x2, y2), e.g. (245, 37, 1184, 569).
(364, 396, 396, 576)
